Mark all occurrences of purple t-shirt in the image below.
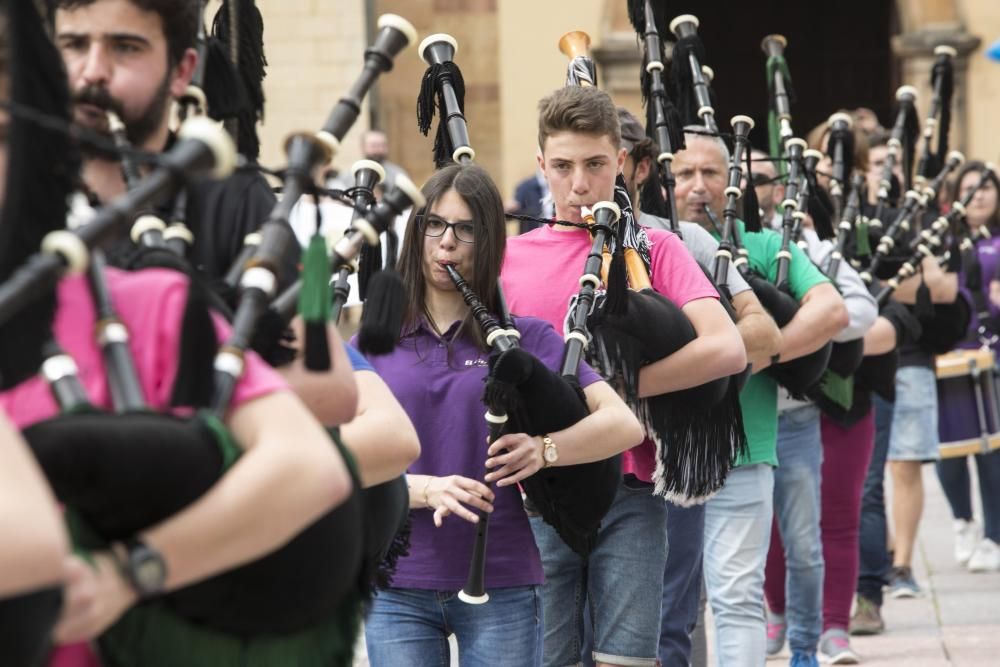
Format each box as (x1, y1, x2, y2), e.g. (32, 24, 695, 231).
(361, 315, 601, 590)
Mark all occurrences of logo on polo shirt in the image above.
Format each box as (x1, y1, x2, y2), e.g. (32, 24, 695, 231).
(464, 357, 489, 367)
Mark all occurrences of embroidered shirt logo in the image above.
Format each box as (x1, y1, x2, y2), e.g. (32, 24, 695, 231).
(464, 358, 489, 367)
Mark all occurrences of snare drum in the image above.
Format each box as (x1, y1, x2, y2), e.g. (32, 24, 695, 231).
(935, 348, 1000, 458)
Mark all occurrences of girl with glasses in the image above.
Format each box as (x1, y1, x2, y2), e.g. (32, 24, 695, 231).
(361, 164, 641, 667)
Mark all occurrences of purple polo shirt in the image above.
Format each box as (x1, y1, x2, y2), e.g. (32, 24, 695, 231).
(362, 315, 602, 590)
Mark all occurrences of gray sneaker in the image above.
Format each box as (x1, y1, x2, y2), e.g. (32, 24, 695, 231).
(887, 566, 922, 599)
(818, 629, 859, 664)
(849, 595, 884, 636)
(766, 611, 787, 656)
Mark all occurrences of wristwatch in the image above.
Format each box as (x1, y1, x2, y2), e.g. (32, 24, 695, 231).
(542, 435, 559, 467)
(113, 538, 167, 599)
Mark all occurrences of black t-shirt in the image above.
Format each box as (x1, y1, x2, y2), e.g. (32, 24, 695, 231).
(104, 167, 299, 290)
(179, 168, 299, 287)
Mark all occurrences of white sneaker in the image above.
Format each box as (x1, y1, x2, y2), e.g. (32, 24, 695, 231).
(968, 538, 1000, 572)
(954, 519, 981, 565)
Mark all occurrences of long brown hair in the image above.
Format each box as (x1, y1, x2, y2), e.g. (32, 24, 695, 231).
(398, 164, 507, 351)
(954, 160, 1000, 234)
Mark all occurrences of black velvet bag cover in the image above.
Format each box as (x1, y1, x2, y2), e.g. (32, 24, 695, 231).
(22, 411, 363, 636)
(745, 272, 833, 397)
(588, 288, 747, 504)
(0, 587, 62, 667)
(482, 347, 620, 557)
(918, 295, 973, 355)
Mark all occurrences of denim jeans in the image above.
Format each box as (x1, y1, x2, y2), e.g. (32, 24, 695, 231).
(888, 366, 939, 461)
(937, 451, 1000, 541)
(772, 405, 824, 654)
(857, 393, 893, 605)
(365, 586, 542, 667)
(659, 502, 706, 666)
(703, 463, 775, 667)
(530, 476, 669, 667)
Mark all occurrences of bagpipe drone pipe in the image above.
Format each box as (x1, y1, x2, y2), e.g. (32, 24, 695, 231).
(413, 32, 622, 558)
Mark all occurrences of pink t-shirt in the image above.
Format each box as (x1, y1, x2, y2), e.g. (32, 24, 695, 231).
(500, 224, 719, 482)
(0, 268, 286, 667)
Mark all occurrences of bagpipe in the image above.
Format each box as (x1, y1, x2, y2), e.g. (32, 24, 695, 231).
(413, 33, 622, 564)
(555, 28, 745, 505)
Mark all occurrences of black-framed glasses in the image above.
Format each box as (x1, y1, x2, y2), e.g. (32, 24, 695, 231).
(418, 214, 477, 243)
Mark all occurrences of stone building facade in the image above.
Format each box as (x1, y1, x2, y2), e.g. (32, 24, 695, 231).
(244, 0, 998, 199)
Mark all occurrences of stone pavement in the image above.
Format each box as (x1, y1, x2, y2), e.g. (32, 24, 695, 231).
(763, 464, 1000, 666)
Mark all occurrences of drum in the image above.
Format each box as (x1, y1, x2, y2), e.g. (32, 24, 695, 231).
(936, 348, 1000, 458)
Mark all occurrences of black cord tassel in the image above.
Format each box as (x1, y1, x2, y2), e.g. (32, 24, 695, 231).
(357, 270, 406, 356)
(202, 35, 245, 118)
(211, 0, 267, 160)
(416, 62, 466, 168)
(357, 241, 383, 301)
(640, 161, 670, 219)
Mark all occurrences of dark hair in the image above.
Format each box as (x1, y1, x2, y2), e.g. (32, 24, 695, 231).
(398, 164, 507, 351)
(538, 86, 621, 152)
(955, 160, 1000, 233)
(867, 129, 892, 150)
(55, 0, 199, 66)
(806, 112, 870, 173)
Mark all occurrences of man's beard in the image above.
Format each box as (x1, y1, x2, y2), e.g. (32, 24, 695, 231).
(73, 76, 173, 160)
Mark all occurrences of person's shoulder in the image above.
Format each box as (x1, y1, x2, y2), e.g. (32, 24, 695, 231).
(512, 315, 562, 349)
(194, 166, 275, 201)
(512, 314, 557, 335)
(506, 225, 550, 248)
(107, 266, 188, 295)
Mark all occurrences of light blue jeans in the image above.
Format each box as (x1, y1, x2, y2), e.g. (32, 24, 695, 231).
(365, 586, 543, 667)
(773, 405, 824, 654)
(703, 463, 775, 667)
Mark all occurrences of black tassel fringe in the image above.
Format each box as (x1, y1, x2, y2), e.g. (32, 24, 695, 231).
(417, 61, 466, 168)
(357, 270, 406, 355)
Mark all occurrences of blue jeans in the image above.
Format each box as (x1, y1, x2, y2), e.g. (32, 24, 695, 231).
(365, 586, 543, 667)
(703, 463, 775, 667)
(530, 476, 669, 667)
(857, 393, 893, 605)
(581, 501, 706, 667)
(937, 450, 1000, 541)
(659, 502, 706, 666)
(773, 405, 824, 654)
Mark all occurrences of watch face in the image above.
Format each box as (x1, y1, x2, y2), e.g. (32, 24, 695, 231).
(544, 446, 558, 463)
(133, 553, 166, 592)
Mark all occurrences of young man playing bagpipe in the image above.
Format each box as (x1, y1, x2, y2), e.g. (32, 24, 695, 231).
(500, 85, 747, 667)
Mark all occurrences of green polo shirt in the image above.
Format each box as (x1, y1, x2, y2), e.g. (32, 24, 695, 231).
(711, 220, 830, 467)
